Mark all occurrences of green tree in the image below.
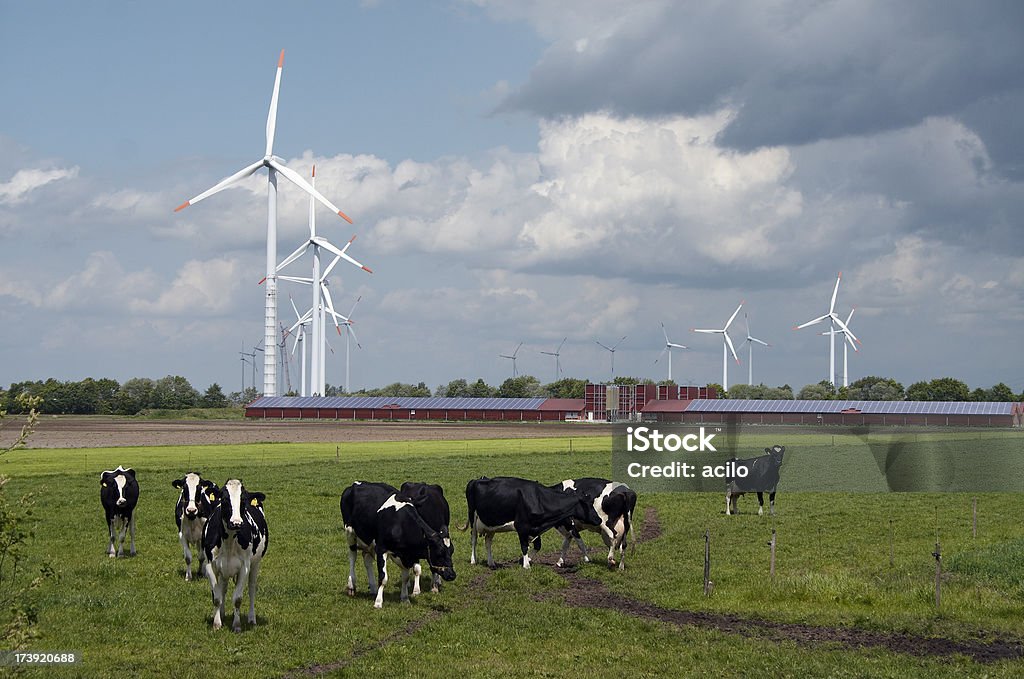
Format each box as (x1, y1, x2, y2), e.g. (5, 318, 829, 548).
(726, 383, 795, 400)
(201, 383, 228, 408)
(905, 381, 930, 401)
(152, 376, 200, 410)
(846, 376, 905, 401)
(706, 383, 724, 399)
(497, 376, 545, 398)
(798, 381, 837, 400)
(468, 379, 497, 398)
(988, 383, 1016, 401)
(544, 378, 587, 399)
(441, 379, 471, 398)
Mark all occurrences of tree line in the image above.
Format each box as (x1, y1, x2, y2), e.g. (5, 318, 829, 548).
(2, 374, 1019, 415)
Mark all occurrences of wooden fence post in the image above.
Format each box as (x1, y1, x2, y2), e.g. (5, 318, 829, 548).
(703, 529, 712, 596)
(933, 541, 942, 608)
(769, 528, 777, 578)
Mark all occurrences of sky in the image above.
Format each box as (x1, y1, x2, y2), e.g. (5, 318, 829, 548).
(1, 0, 1022, 396)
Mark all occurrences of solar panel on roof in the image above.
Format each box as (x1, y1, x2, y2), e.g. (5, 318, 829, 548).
(246, 395, 548, 411)
(681, 399, 1013, 416)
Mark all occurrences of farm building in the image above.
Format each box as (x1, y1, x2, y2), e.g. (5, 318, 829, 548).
(244, 396, 587, 421)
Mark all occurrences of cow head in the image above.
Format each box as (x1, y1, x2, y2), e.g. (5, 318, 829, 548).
(766, 445, 785, 466)
(219, 479, 265, 532)
(424, 529, 457, 583)
(100, 466, 136, 507)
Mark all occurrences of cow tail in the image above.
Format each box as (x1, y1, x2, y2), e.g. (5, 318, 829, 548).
(628, 508, 636, 554)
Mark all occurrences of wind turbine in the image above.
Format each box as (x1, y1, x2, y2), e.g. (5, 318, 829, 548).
(175, 50, 356, 397)
(737, 313, 770, 385)
(820, 308, 858, 388)
(500, 343, 523, 378)
(335, 296, 362, 394)
(692, 302, 743, 389)
(539, 338, 567, 382)
(595, 336, 627, 381)
(794, 273, 860, 386)
(238, 340, 263, 395)
(655, 323, 687, 382)
(287, 296, 311, 396)
(276, 165, 372, 396)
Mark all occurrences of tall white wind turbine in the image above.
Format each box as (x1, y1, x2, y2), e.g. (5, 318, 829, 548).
(276, 165, 371, 396)
(692, 302, 743, 389)
(539, 338, 567, 381)
(794, 273, 860, 386)
(737, 313, 770, 385)
(500, 343, 523, 378)
(334, 296, 362, 394)
(655, 323, 687, 382)
(175, 51, 356, 397)
(287, 296, 311, 396)
(595, 336, 628, 381)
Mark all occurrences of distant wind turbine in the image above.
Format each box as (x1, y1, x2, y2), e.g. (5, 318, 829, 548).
(820, 307, 859, 388)
(655, 323, 687, 382)
(692, 302, 743, 389)
(595, 336, 628, 381)
(500, 343, 523, 378)
(539, 338, 567, 382)
(794, 273, 860, 386)
(737, 313, 770, 385)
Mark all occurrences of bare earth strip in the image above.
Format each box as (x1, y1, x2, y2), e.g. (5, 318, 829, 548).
(8, 416, 614, 449)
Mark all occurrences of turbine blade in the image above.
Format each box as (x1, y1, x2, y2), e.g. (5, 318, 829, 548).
(347, 295, 362, 319)
(595, 340, 613, 352)
(668, 342, 687, 349)
(313, 236, 373, 273)
(844, 331, 859, 353)
(655, 347, 667, 364)
(322, 286, 342, 330)
(661, 322, 670, 345)
(265, 50, 284, 157)
(725, 302, 744, 330)
(270, 158, 354, 224)
(175, 159, 264, 211)
(795, 314, 829, 330)
(276, 241, 311, 272)
(557, 337, 566, 353)
(724, 332, 740, 363)
(289, 296, 301, 319)
(277, 275, 313, 285)
(691, 328, 720, 334)
(829, 272, 841, 314)
(831, 314, 860, 344)
(752, 337, 770, 347)
(346, 323, 361, 348)
(846, 307, 856, 324)
(612, 335, 627, 350)
(320, 253, 343, 280)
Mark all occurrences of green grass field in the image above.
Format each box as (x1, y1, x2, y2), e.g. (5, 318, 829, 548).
(2, 433, 1024, 677)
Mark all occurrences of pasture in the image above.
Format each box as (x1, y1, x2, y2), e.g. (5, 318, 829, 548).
(2, 431, 1024, 677)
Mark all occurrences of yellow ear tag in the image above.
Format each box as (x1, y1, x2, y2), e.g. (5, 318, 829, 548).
(102, 482, 107, 487)
(250, 498, 259, 507)
(208, 493, 216, 502)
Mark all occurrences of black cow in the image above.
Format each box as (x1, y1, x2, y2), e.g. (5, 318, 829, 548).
(400, 481, 454, 593)
(460, 476, 602, 569)
(202, 479, 268, 631)
(172, 472, 219, 581)
(100, 466, 139, 558)
(341, 482, 456, 608)
(726, 445, 786, 516)
(340, 481, 397, 597)
(552, 478, 637, 570)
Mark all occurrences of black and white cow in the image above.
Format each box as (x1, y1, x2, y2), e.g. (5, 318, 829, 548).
(552, 478, 637, 570)
(172, 473, 219, 581)
(460, 476, 602, 569)
(100, 466, 139, 558)
(340, 481, 398, 597)
(726, 445, 786, 516)
(202, 479, 268, 631)
(341, 482, 456, 608)
(400, 481, 454, 593)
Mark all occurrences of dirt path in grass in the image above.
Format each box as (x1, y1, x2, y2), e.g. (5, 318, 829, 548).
(545, 505, 1024, 664)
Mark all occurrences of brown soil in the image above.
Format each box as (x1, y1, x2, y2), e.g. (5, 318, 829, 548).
(9, 416, 613, 449)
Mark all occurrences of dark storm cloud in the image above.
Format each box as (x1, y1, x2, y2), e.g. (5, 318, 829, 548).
(498, 1, 1024, 162)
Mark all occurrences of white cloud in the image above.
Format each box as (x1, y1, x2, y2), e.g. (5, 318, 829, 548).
(0, 166, 79, 205)
(137, 256, 242, 316)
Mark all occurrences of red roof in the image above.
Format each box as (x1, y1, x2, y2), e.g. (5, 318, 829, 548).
(538, 398, 586, 412)
(641, 399, 694, 413)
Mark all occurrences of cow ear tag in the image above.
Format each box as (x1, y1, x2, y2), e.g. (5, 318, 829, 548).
(208, 493, 216, 502)
(102, 482, 107, 487)
(250, 498, 259, 507)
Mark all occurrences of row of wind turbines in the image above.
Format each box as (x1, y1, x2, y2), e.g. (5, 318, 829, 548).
(175, 50, 372, 397)
(502, 273, 861, 390)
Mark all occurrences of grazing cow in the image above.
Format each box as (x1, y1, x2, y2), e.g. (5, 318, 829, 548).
(460, 476, 602, 569)
(552, 478, 637, 570)
(172, 473, 219, 581)
(340, 481, 398, 597)
(400, 481, 454, 593)
(726, 445, 786, 516)
(202, 479, 268, 632)
(100, 466, 139, 558)
(341, 482, 456, 608)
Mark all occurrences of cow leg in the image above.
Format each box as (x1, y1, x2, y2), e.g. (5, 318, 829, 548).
(363, 551, 377, 593)
(469, 525, 478, 565)
(431, 572, 441, 593)
(232, 562, 249, 632)
(181, 534, 192, 581)
(556, 526, 571, 567)
(373, 550, 388, 609)
(400, 565, 411, 603)
(247, 562, 260, 626)
(107, 519, 117, 557)
(128, 513, 136, 556)
(757, 492, 765, 516)
(769, 491, 776, 516)
(725, 492, 732, 516)
(484, 533, 495, 568)
(519, 533, 532, 569)
(211, 571, 226, 630)
(115, 517, 127, 557)
(346, 546, 357, 596)
(412, 563, 422, 597)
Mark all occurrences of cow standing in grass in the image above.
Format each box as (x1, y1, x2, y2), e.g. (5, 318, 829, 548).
(400, 481, 454, 593)
(340, 481, 398, 597)
(100, 466, 139, 558)
(726, 445, 785, 516)
(553, 478, 637, 570)
(172, 473, 219, 581)
(203, 479, 268, 632)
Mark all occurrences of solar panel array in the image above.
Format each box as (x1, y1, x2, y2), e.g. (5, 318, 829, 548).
(248, 396, 549, 411)
(684, 399, 1013, 416)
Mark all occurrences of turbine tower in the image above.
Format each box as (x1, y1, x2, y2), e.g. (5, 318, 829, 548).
(500, 343, 523, 378)
(737, 313, 770, 385)
(539, 338, 567, 381)
(276, 165, 371, 396)
(820, 308, 859, 387)
(336, 296, 362, 394)
(595, 336, 627, 381)
(692, 302, 743, 389)
(175, 50, 356, 397)
(287, 296, 311, 396)
(655, 323, 687, 382)
(794, 273, 860, 386)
